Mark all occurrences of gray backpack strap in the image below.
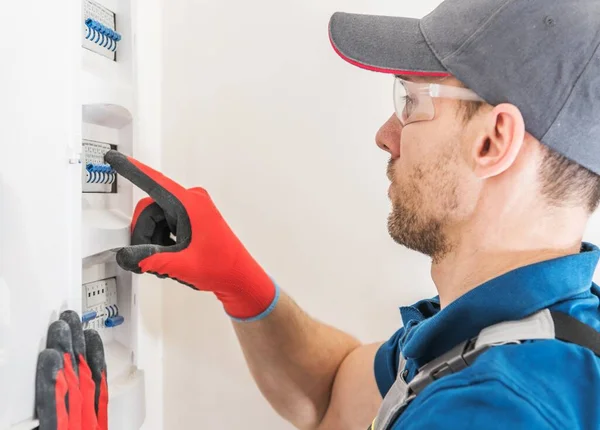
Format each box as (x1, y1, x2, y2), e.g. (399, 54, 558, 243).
(370, 355, 412, 430)
(410, 309, 554, 394)
(370, 309, 555, 430)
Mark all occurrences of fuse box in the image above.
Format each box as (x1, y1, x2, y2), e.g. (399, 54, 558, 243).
(82, 140, 117, 193)
(82, 277, 122, 331)
(82, 0, 121, 61)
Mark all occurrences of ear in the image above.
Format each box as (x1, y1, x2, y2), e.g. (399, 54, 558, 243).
(470, 103, 526, 179)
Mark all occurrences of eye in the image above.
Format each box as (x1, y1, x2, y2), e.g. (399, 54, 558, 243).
(402, 95, 416, 118)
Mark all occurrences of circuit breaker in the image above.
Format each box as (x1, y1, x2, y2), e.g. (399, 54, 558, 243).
(82, 140, 117, 193)
(82, 277, 123, 331)
(82, 0, 121, 61)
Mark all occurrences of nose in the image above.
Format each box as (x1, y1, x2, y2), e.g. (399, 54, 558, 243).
(375, 113, 402, 159)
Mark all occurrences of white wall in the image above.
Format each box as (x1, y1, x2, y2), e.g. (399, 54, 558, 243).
(160, 1, 442, 428)
(0, 2, 81, 427)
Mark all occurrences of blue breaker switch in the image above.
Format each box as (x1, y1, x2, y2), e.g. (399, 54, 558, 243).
(105, 315, 124, 328)
(82, 311, 97, 323)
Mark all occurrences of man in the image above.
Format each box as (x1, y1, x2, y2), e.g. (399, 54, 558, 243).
(105, 0, 600, 428)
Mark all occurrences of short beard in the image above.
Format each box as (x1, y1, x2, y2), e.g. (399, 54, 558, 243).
(387, 197, 450, 264)
(387, 162, 457, 264)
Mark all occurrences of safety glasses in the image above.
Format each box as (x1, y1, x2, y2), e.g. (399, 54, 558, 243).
(393, 77, 485, 126)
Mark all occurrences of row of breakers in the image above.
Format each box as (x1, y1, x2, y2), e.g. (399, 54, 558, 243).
(85, 163, 116, 184)
(85, 18, 122, 52)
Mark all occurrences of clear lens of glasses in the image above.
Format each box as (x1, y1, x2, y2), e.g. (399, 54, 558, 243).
(393, 78, 436, 125)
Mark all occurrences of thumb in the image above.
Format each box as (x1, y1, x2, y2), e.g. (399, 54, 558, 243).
(115, 244, 163, 273)
(117, 242, 193, 287)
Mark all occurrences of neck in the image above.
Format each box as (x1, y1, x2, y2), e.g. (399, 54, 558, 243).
(431, 208, 587, 308)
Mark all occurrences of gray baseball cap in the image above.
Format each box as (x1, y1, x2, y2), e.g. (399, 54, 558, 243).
(328, 0, 600, 175)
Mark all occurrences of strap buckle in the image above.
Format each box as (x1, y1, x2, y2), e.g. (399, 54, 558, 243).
(408, 337, 496, 395)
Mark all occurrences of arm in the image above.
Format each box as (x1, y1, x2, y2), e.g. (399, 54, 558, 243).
(233, 292, 383, 429)
(105, 151, 384, 430)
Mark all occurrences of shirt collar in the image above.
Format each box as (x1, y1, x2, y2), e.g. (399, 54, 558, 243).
(399, 242, 600, 365)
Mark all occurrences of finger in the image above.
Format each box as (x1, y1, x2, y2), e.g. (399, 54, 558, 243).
(136, 248, 195, 287)
(46, 321, 82, 430)
(104, 151, 187, 225)
(78, 358, 98, 430)
(131, 196, 155, 232)
(62, 355, 82, 430)
(59, 311, 85, 375)
(117, 202, 180, 274)
(115, 242, 196, 289)
(59, 311, 89, 430)
(131, 202, 177, 247)
(116, 238, 188, 274)
(36, 349, 68, 430)
(119, 188, 200, 280)
(84, 329, 108, 426)
(115, 244, 163, 273)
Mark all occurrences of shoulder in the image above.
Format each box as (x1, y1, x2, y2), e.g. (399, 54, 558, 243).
(392, 340, 600, 430)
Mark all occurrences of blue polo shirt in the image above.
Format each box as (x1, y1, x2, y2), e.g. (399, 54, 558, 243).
(374, 242, 600, 429)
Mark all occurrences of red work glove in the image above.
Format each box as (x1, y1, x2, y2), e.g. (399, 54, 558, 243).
(104, 150, 279, 321)
(35, 310, 108, 430)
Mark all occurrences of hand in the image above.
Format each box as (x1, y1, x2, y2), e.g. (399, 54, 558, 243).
(104, 150, 279, 321)
(35, 310, 108, 430)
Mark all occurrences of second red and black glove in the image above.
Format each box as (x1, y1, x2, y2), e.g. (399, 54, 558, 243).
(35, 310, 108, 430)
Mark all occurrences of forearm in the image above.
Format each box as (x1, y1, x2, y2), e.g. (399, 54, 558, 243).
(232, 291, 361, 430)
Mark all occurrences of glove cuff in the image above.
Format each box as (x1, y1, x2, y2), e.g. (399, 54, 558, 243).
(227, 280, 281, 322)
(204, 244, 279, 321)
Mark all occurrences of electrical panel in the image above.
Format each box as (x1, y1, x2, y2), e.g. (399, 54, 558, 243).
(78, 0, 146, 427)
(82, 0, 121, 61)
(82, 277, 123, 331)
(5, 0, 146, 428)
(82, 140, 117, 193)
